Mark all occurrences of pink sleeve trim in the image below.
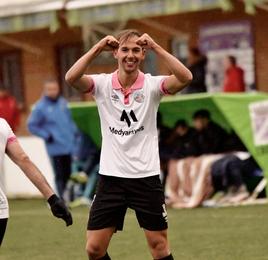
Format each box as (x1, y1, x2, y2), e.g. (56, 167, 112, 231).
(160, 78, 171, 95)
(7, 136, 17, 144)
(83, 76, 95, 94)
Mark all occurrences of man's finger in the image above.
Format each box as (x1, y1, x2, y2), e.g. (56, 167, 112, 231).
(107, 40, 119, 48)
(136, 39, 148, 46)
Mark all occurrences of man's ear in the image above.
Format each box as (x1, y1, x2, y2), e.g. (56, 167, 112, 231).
(113, 49, 118, 59)
(141, 48, 146, 60)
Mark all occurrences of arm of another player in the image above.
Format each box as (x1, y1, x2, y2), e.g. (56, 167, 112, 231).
(136, 34, 193, 94)
(6, 139, 73, 226)
(65, 35, 119, 93)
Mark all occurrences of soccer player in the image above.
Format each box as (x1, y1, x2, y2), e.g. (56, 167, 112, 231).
(0, 118, 72, 246)
(65, 30, 192, 260)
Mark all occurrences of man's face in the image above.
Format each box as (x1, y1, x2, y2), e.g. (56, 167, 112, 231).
(193, 118, 208, 131)
(114, 36, 145, 74)
(44, 81, 60, 100)
(175, 126, 188, 136)
(224, 57, 232, 70)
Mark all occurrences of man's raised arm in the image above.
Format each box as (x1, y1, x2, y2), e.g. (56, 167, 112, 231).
(136, 33, 193, 94)
(65, 36, 119, 93)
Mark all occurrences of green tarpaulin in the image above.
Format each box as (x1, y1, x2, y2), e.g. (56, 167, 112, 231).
(70, 92, 268, 181)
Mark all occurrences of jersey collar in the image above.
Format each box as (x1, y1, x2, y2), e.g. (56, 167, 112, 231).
(112, 70, 145, 91)
(112, 70, 145, 105)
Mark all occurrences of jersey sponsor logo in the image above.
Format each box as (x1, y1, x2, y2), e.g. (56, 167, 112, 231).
(120, 110, 138, 127)
(111, 94, 119, 102)
(134, 91, 145, 103)
(109, 126, 144, 137)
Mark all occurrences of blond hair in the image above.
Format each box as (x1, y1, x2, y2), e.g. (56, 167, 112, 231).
(116, 29, 142, 44)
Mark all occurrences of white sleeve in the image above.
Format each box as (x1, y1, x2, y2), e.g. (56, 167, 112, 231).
(149, 75, 169, 102)
(86, 74, 108, 97)
(1, 119, 16, 147)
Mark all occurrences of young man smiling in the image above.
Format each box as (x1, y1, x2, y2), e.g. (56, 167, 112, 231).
(65, 30, 192, 260)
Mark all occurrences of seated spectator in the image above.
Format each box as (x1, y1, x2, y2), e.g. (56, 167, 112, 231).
(207, 154, 262, 206)
(223, 55, 245, 92)
(0, 84, 20, 132)
(168, 119, 199, 160)
(192, 109, 229, 154)
(166, 120, 199, 204)
(66, 131, 100, 207)
(157, 112, 172, 186)
(166, 109, 231, 208)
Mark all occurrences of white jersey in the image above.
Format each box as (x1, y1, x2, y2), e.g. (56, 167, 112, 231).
(89, 70, 168, 178)
(0, 118, 16, 219)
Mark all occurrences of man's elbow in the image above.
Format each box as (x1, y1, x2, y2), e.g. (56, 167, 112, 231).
(65, 71, 75, 86)
(183, 71, 193, 85)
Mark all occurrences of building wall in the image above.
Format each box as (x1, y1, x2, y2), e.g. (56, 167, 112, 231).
(129, 1, 268, 90)
(0, 27, 82, 134)
(0, 1, 267, 135)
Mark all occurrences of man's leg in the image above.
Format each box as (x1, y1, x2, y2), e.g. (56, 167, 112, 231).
(86, 175, 127, 259)
(130, 176, 173, 259)
(144, 229, 173, 260)
(86, 228, 115, 260)
(51, 155, 71, 198)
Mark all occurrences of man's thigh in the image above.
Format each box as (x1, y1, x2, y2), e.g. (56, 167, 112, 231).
(126, 176, 168, 231)
(88, 175, 127, 231)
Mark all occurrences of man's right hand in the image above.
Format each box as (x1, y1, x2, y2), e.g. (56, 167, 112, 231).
(97, 36, 119, 51)
(48, 194, 73, 226)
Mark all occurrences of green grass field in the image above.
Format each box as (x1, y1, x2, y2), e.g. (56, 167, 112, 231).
(1, 200, 268, 260)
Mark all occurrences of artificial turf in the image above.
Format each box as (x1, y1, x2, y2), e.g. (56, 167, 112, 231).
(1, 199, 268, 260)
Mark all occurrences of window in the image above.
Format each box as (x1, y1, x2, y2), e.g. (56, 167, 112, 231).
(0, 51, 24, 104)
(56, 44, 82, 101)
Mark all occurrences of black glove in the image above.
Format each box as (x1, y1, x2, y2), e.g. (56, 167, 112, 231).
(47, 194, 73, 226)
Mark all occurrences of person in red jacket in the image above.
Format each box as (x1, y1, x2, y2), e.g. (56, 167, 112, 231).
(0, 85, 20, 132)
(223, 55, 245, 92)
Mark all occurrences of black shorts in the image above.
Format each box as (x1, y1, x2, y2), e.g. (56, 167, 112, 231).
(87, 174, 168, 231)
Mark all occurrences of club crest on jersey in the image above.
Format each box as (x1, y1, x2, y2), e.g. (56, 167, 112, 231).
(111, 94, 119, 102)
(134, 91, 145, 103)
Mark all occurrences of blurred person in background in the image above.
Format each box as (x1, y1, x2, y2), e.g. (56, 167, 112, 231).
(157, 111, 172, 187)
(0, 84, 20, 132)
(167, 119, 199, 159)
(67, 131, 100, 208)
(166, 109, 230, 208)
(223, 55, 245, 92)
(181, 47, 207, 94)
(193, 109, 229, 154)
(27, 79, 78, 199)
(0, 118, 72, 246)
(165, 119, 199, 205)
